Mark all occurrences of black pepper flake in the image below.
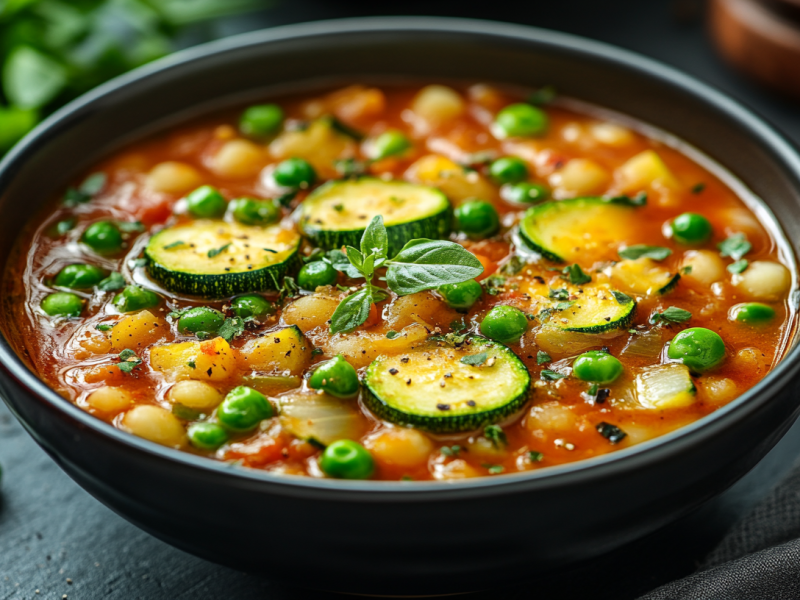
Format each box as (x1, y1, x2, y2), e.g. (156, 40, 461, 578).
(274, 338, 281, 343)
(389, 368, 399, 375)
(206, 368, 213, 376)
(406, 379, 412, 385)
(467, 400, 476, 407)
(401, 357, 409, 363)
(596, 422, 627, 444)
(437, 403, 451, 411)
(596, 388, 610, 404)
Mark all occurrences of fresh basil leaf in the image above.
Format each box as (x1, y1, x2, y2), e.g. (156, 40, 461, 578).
(554, 301, 575, 311)
(386, 240, 484, 295)
(361, 253, 375, 278)
(117, 348, 142, 373)
(460, 351, 488, 366)
(611, 290, 633, 305)
(536, 351, 551, 365)
(330, 288, 373, 335)
(541, 369, 566, 381)
(727, 259, 749, 274)
(650, 306, 692, 324)
(97, 271, 125, 291)
(80, 172, 107, 196)
(718, 233, 751, 260)
(549, 288, 569, 301)
(3, 45, 68, 109)
(386, 330, 400, 339)
(95, 323, 114, 332)
(218, 317, 245, 342)
(564, 263, 591, 285)
(326, 249, 363, 279)
(345, 245, 365, 271)
(361, 215, 388, 259)
(618, 245, 672, 261)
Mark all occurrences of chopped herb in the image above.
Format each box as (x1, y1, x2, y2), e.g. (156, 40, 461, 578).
(501, 256, 526, 275)
(334, 157, 369, 178)
(311, 348, 323, 356)
(400, 475, 414, 481)
(527, 84, 556, 106)
(484, 464, 504, 475)
(117, 348, 142, 373)
(650, 306, 692, 325)
(63, 188, 90, 206)
(95, 323, 114, 332)
(333, 203, 344, 213)
(727, 259, 749, 274)
(431, 331, 469, 347)
(218, 317, 245, 342)
(324, 115, 365, 140)
(461, 351, 488, 367)
(450, 320, 467, 333)
(563, 263, 591, 285)
(681, 265, 693, 275)
(549, 288, 570, 301)
(483, 275, 506, 296)
(187, 359, 196, 369)
(276, 191, 296, 207)
(129, 258, 148, 269)
(605, 192, 647, 207)
(55, 218, 76, 235)
(536, 351, 551, 365)
(554, 301, 575, 311)
(691, 183, 706, 194)
(611, 290, 633, 305)
(163, 240, 187, 250)
(618, 245, 672, 261)
(484, 424, 507, 449)
(541, 369, 566, 381)
(528, 451, 544, 462)
(386, 330, 400, 339)
(262, 248, 277, 254)
(167, 308, 188, 320)
(440, 445, 462, 457)
(97, 271, 125, 292)
(596, 422, 627, 444)
(80, 172, 107, 196)
(117, 220, 145, 233)
(588, 383, 599, 396)
(277, 276, 300, 302)
(718, 233, 751, 261)
(207, 243, 231, 258)
(303, 248, 325, 263)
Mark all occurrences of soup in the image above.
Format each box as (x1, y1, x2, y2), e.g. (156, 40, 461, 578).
(2, 83, 794, 481)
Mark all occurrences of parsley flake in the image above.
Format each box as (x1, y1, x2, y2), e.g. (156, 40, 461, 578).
(618, 245, 672, 261)
(596, 422, 627, 444)
(541, 369, 566, 381)
(718, 233, 751, 261)
(536, 351, 551, 365)
(650, 306, 692, 325)
(461, 352, 488, 367)
(484, 425, 508, 449)
(727, 259, 749, 274)
(207, 243, 231, 258)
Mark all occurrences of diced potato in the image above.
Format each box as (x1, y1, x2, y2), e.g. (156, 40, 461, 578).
(110, 310, 168, 352)
(525, 402, 579, 434)
(733, 261, 791, 301)
(384, 291, 459, 330)
(85, 386, 133, 416)
(281, 293, 340, 333)
(365, 427, 434, 470)
(166, 380, 223, 411)
(326, 85, 386, 122)
(209, 139, 265, 179)
(589, 122, 635, 147)
(431, 458, 480, 480)
(324, 323, 429, 369)
(412, 85, 465, 122)
(682, 250, 725, 287)
(121, 405, 187, 448)
(150, 337, 240, 382)
(405, 154, 496, 202)
(147, 161, 202, 194)
(549, 158, 610, 197)
(239, 326, 312, 375)
(270, 119, 356, 179)
(615, 150, 680, 193)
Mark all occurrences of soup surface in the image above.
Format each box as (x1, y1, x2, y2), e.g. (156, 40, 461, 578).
(3, 83, 795, 481)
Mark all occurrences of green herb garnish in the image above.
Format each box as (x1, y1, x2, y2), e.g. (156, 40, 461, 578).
(618, 245, 672, 261)
(650, 306, 692, 325)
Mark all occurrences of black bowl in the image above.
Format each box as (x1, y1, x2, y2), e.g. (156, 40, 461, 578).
(1, 17, 800, 596)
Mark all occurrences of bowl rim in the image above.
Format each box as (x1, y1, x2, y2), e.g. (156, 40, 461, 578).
(2, 15, 800, 498)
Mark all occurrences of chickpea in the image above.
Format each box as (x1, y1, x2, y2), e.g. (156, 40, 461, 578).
(412, 85, 465, 122)
(589, 122, 635, 147)
(682, 250, 725, 286)
(365, 428, 434, 469)
(432, 459, 480, 480)
(146, 161, 202, 194)
(699, 376, 739, 406)
(525, 402, 578, 434)
(121, 405, 187, 448)
(733, 261, 791, 301)
(86, 386, 132, 416)
(167, 380, 223, 412)
(549, 159, 610, 196)
(209, 139, 265, 179)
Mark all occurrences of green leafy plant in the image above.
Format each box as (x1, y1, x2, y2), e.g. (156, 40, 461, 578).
(327, 216, 484, 334)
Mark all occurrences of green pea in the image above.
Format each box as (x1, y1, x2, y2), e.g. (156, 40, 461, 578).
(54, 264, 106, 289)
(187, 422, 229, 451)
(230, 197, 279, 226)
(489, 156, 529, 184)
(454, 200, 500, 238)
(572, 350, 623, 384)
(501, 182, 549, 204)
(730, 302, 776, 325)
(239, 104, 284, 137)
(231, 294, 274, 320)
(297, 261, 338, 290)
(439, 279, 483, 311)
(186, 186, 226, 219)
(667, 327, 726, 372)
(493, 103, 549, 138)
(177, 307, 225, 337)
(309, 355, 359, 398)
(480, 305, 528, 344)
(82, 221, 123, 253)
(671, 213, 712, 244)
(320, 440, 375, 480)
(273, 158, 316, 189)
(41, 292, 83, 317)
(371, 130, 411, 160)
(113, 285, 159, 313)
(217, 386, 273, 431)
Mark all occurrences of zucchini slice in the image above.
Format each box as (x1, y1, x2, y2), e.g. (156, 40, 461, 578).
(519, 197, 638, 263)
(610, 258, 680, 296)
(145, 220, 301, 298)
(364, 336, 530, 433)
(543, 284, 636, 333)
(298, 178, 451, 255)
(635, 364, 696, 409)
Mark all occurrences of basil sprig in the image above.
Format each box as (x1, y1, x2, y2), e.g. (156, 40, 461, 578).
(329, 216, 484, 334)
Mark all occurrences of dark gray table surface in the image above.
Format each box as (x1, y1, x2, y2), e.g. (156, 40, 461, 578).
(4, 1, 800, 598)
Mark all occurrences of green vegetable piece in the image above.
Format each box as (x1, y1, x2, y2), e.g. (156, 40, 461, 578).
(573, 350, 623, 384)
(82, 221, 123, 253)
(619, 245, 672, 261)
(493, 103, 549, 138)
(298, 260, 338, 290)
(177, 307, 225, 337)
(489, 156, 528, 184)
(667, 327, 726, 372)
(239, 104, 284, 137)
(309, 355, 360, 398)
(671, 213, 712, 244)
(187, 422, 229, 450)
(41, 292, 83, 317)
(54, 264, 106, 289)
(730, 302, 776, 325)
(274, 157, 316, 188)
(718, 233, 752, 260)
(230, 198, 280, 226)
(439, 279, 483, 311)
(372, 130, 411, 160)
(320, 439, 375, 480)
(501, 182, 548, 204)
(454, 200, 500, 238)
(231, 295, 274, 320)
(217, 386, 273, 431)
(113, 285, 159, 313)
(186, 186, 226, 219)
(480, 305, 528, 344)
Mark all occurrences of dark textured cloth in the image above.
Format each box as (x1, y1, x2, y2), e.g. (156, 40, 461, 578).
(641, 464, 800, 599)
